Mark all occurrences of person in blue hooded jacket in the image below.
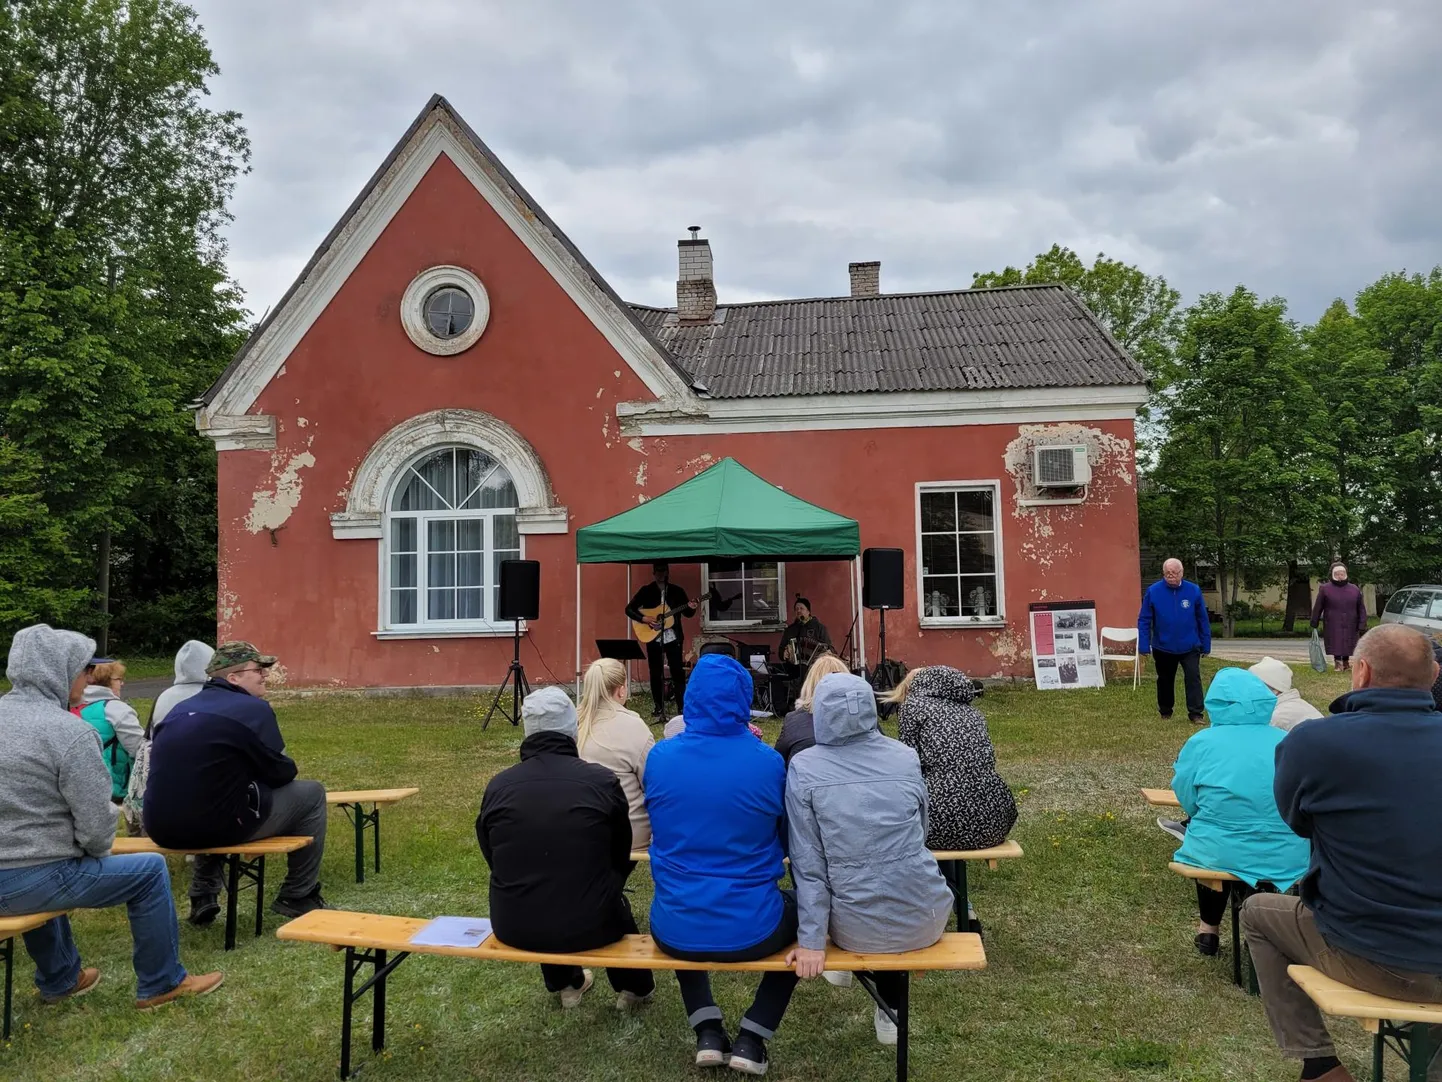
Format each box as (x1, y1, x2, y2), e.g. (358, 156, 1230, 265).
(1169, 667, 1309, 956)
(644, 653, 796, 1076)
(1138, 558, 1212, 723)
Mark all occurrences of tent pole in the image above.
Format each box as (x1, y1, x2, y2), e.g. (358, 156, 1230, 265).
(855, 556, 867, 673)
(849, 554, 858, 670)
(575, 563, 582, 696)
(625, 564, 633, 694)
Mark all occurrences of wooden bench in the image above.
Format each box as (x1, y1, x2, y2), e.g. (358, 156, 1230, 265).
(630, 841, 1024, 934)
(1289, 965, 1442, 1082)
(277, 909, 985, 1081)
(1141, 787, 1181, 808)
(113, 836, 312, 950)
(1, 910, 67, 1040)
(326, 788, 420, 884)
(1168, 862, 1255, 990)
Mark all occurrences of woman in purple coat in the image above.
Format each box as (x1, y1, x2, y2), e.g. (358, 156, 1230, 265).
(1310, 562, 1368, 671)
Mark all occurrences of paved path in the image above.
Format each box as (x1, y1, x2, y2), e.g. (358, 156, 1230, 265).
(1208, 638, 1310, 663)
(124, 677, 170, 700)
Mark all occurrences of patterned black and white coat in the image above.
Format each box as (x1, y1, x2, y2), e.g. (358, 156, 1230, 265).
(896, 666, 1018, 851)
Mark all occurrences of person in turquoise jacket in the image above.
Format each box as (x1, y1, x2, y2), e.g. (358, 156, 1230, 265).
(1169, 667, 1310, 956)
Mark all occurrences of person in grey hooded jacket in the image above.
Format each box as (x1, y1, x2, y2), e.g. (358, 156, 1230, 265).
(150, 641, 215, 729)
(785, 672, 954, 1046)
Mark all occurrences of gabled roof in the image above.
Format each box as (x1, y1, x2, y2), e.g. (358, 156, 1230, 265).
(628, 284, 1146, 399)
(201, 95, 697, 413)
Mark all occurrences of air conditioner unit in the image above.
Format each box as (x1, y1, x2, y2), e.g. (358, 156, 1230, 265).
(1032, 445, 1091, 488)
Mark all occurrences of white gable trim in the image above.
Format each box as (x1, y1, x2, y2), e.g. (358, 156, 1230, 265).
(616, 384, 1149, 435)
(331, 408, 567, 539)
(200, 108, 695, 439)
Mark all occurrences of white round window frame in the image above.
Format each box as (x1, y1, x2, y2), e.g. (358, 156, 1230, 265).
(400, 265, 490, 356)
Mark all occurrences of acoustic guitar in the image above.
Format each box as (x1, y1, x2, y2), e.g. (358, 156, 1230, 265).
(632, 588, 718, 644)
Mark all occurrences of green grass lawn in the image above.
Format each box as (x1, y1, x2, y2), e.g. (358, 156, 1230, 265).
(2, 661, 1370, 1082)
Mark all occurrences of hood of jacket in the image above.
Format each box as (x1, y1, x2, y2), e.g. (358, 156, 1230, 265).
(680, 654, 754, 736)
(907, 665, 976, 706)
(1328, 686, 1438, 716)
(519, 730, 579, 761)
(1203, 668, 1277, 726)
(813, 672, 880, 746)
(80, 685, 119, 705)
(4, 625, 95, 709)
(173, 640, 215, 685)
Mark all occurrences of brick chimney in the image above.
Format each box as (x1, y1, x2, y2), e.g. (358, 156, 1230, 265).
(849, 260, 880, 297)
(677, 226, 717, 322)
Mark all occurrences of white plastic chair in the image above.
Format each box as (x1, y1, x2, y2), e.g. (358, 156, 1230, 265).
(1100, 627, 1143, 689)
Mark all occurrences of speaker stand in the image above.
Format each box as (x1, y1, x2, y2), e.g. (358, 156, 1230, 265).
(878, 607, 889, 681)
(482, 620, 529, 730)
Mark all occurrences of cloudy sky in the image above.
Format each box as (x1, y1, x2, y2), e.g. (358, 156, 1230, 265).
(189, 0, 1440, 326)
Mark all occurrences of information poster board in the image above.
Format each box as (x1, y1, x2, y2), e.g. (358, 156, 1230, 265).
(1028, 600, 1104, 690)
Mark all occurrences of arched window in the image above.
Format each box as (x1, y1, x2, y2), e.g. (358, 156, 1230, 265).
(386, 447, 520, 628)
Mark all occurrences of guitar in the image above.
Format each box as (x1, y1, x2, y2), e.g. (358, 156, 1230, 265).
(632, 588, 718, 644)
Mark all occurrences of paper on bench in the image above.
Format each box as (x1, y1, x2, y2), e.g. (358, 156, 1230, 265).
(409, 917, 494, 949)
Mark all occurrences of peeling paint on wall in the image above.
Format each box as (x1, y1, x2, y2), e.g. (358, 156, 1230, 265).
(983, 626, 1029, 665)
(679, 453, 714, 476)
(627, 438, 648, 456)
(297, 417, 309, 428)
(635, 460, 648, 487)
(1003, 424, 1134, 570)
(266, 663, 289, 689)
(245, 451, 316, 534)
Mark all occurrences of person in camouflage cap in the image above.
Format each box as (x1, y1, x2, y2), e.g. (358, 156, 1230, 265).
(145, 639, 329, 922)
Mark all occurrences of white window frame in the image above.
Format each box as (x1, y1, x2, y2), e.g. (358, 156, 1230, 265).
(915, 480, 1006, 629)
(376, 446, 524, 639)
(700, 560, 787, 631)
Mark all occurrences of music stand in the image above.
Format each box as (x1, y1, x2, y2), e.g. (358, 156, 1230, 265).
(596, 639, 646, 662)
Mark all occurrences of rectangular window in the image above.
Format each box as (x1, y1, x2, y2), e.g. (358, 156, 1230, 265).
(386, 511, 520, 631)
(702, 560, 785, 628)
(916, 482, 1004, 626)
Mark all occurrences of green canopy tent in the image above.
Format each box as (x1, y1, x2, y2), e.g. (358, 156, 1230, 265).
(573, 458, 863, 684)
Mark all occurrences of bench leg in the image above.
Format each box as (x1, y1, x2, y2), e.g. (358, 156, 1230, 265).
(1408, 1023, 1439, 1082)
(339, 946, 410, 1080)
(225, 854, 240, 952)
(339, 803, 382, 884)
(3, 934, 13, 1042)
(1374, 1029, 1386, 1082)
(854, 970, 911, 1082)
(254, 856, 266, 939)
(941, 860, 979, 933)
(373, 807, 381, 877)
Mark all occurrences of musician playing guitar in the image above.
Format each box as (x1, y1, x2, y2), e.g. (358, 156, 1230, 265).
(624, 562, 698, 724)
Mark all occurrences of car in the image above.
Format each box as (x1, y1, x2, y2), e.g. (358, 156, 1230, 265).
(1379, 585, 1442, 636)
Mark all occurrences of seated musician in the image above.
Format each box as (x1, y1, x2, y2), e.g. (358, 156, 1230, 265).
(625, 562, 695, 725)
(779, 598, 833, 668)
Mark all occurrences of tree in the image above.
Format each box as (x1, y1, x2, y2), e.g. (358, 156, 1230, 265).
(0, 0, 249, 649)
(972, 244, 1182, 388)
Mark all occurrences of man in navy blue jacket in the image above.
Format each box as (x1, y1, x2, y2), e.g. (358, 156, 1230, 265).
(144, 642, 329, 925)
(1242, 624, 1442, 1082)
(1137, 558, 1212, 723)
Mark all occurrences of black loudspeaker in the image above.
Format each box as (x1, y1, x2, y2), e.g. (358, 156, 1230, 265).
(862, 548, 905, 610)
(497, 560, 541, 621)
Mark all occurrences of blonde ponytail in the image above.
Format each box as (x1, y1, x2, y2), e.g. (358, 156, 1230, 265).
(576, 658, 627, 751)
(880, 667, 920, 705)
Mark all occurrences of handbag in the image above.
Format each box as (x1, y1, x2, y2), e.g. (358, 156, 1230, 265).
(1308, 629, 1327, 673)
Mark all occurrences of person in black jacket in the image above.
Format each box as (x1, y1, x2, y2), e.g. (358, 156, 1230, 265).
(477, 686, 654, 1009)
(144, 641, 329, 925)
(625, 563, 695, 723)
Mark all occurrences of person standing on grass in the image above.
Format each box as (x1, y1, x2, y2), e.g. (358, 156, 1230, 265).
(645, 653, 798, 1076)
(1242, 624, 1442, 1082)
(0, 624, 223, 1010)
(477, 686, 655, 1011)
(1138, 558, 1212, 723)
(786, 672, 953, 1047)
(143, 641, 329, 925)
(1167, 668, 1309, 958)
(575, 658, 656, 851)
(1310, 562, 1368, 672)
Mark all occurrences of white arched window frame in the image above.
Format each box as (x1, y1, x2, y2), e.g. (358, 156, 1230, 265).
(384, 446, 521, 633)
(329, 409, 568, 639)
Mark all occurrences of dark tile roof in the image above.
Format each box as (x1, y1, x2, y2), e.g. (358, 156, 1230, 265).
(629, 284, 1146, 399)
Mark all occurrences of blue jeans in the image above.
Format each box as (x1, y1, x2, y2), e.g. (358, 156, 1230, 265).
(0, 854, 187, 1000)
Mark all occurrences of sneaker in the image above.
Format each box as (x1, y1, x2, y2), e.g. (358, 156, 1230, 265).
(270, 889, 329, 919)
(559, 969, 593, 1009)
(1156, 818, 1188, 842)
(1189, 714, 1206, 726)
(41, 967, 101, 1004)
(728, 1031, 769, 1076)
(188, 894, 220, 927)
(695, 1024, 732, 1068)
(615, 988, 651, 1011)
(821, 970, 853, 988)
(1194, 932, 1220, 957)
(136, 971, 225, 1011)
(873, 1004, 898, 1046)
(1159, 712, 1173, 721)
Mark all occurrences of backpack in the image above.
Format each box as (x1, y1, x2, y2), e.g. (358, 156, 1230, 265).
(71, 700, 134, 803)
(122, 738, 150, 836)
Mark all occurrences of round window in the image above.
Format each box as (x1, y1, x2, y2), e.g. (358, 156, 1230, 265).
(424, 287, 474, 339)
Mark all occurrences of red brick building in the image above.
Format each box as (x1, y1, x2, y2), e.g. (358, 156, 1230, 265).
(197, 96, 1147, 690)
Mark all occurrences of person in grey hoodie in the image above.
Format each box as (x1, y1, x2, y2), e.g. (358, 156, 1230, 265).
(785, 672, 954, 1047)
(149, 641, 215, 729)
(0, 625, 222, 1009)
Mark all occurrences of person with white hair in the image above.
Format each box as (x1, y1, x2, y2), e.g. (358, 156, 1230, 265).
(1248, 657, 1324, 732)
(476, 686, 654, 1010)
(1138, 558, 1212, 723)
